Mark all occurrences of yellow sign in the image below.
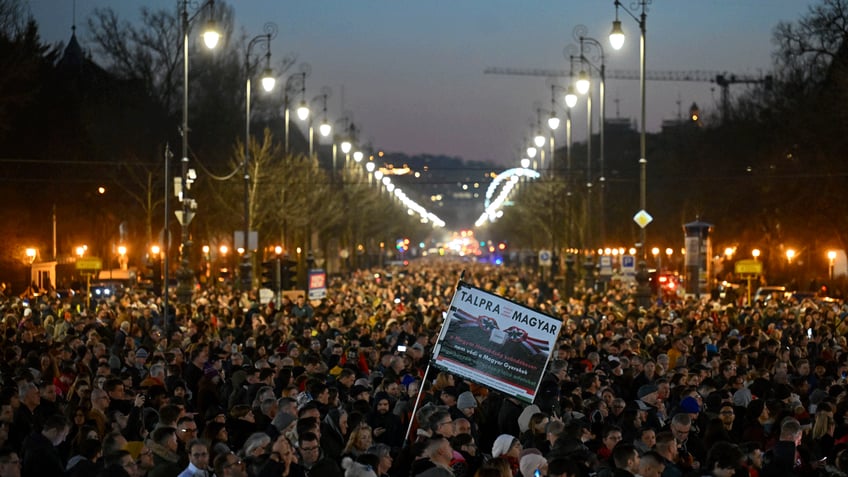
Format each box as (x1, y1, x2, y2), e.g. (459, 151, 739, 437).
(75, 257, 103, 270)
(735, 259, 762, 275)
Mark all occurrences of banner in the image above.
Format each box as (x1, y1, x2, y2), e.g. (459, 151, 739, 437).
(432, 281, 560, 403)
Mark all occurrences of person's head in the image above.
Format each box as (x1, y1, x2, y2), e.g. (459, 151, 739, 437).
(367, 443, 393, 475)
(492, 434, 522, 459)
(429, 410, 454, 438)
(298, 431, 321, 466)
(41, 414, 70, 446)
(425, 436, 453, 466)
(705, 442, 743, 477)
(654, 432, 678, 461)
(243, 432, 272, 457)
(177, 416, 198, 444)
(152, 426, 179, 452)
(612, 444, 640, 474)
(547, 458, 580, 477)
(638, 427, 656, 448)
(214, 452, 247, 477)
(779, 418, 803, 446)
(0, 448, 21, 477)
(639, 452, 665, 477)
(187, 439, 209, 469)
(451, 433, 477, 457)
(718, 404, 735, 428)
(453, 418, 471, 436)
(670, 413, 692, 443)
(104, 450, 138, 477)
(519, 454, 548, 477)
(601, 425, 623, 450)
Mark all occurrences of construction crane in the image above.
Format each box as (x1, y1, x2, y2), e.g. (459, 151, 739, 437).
(484, 66, 772, 122)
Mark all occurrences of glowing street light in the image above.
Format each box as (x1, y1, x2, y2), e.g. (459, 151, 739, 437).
(828, 250, 837, 280)
(785, 249, 796, 264)
(752, 249, 761, 259)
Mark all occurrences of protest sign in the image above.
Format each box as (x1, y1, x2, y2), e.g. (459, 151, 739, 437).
(432, 281, 560, 403)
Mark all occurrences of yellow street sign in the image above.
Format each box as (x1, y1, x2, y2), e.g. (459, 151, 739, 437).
(735, 259, 762, 275)
(76, 257, 103, 270)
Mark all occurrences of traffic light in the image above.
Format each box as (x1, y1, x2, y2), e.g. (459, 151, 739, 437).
(261, 260, 281, 292)
(280, 259, 297, 290)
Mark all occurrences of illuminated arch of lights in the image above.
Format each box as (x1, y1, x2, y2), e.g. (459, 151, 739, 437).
(474, 167, 539, 227)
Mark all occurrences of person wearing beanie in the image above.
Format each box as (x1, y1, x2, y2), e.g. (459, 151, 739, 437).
(520, 453, 547, 477)
(452, 391, 479, 441)
(677, 396, 700, 417)
(492, 434, 521, 476)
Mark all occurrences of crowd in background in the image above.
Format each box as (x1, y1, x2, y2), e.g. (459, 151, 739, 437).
(0, 259, 847, 477)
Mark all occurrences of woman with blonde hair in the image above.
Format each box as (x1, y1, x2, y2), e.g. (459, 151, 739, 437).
(343, 423, 373, 458)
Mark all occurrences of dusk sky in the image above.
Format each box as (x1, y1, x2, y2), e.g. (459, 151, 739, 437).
(29, 0, 817, 167)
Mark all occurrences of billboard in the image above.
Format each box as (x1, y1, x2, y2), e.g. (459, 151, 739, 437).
(432, 281, 560, 403)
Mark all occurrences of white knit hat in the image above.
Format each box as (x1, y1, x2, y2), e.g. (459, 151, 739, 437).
(492, 434, 516, 458)
(520, 454, 547, 477)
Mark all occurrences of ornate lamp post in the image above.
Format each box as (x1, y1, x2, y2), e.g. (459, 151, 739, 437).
(610, 0, 650, 305)
(176, 0, 220, 305)
(576, 26, 607, 246)
(241, 22, 278, 292)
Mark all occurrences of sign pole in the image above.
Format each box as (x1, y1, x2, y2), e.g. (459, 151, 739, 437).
(402, 270, 466, 446)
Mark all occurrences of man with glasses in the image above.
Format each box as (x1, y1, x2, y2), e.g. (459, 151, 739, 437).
(178, 439, 210, 477)
(0, 448, 21, 477)
(214, 452, 247, 477)
(101, 450, 140, 477)
(298, 431, 341, 477)
(668, 414, 704, 473)
(176, 416, 198, 460)
(429, 410, 454, 439)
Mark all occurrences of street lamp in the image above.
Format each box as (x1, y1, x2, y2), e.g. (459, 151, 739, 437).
(308, 88, 332, 157)
(177, 0, 220, 305)
(611, 0, 649, 305)
(610, 0, 648, 256)
(577, 28, 607, 246)
(785, 249, 796, 264)
(752, 248, 761, 259)
(283, 69, 309, 154)
(242, 22, 278, 292)
(828, 250, 837, 280)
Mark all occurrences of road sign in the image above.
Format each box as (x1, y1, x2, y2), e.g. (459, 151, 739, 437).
(735, 259, 762, 276)
(308, 269, 327, 300)
(633, 210, 653, 228)
(621, 255, 635, 274)
(599, 255, 613, 276)
(75, 257, 102, 270)
(538, 250, 552, 267)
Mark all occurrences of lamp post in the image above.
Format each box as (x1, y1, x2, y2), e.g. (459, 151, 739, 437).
(242, 22, 278, 292)
(25, 248, 36, 293)
(176, 0, 220, 305)
(576, 27, 607, 246)
(610, 0, 649, 305)
(308, 88, 332, 158)
(828, 250, 837, 280)
(283, 69, 309, 154)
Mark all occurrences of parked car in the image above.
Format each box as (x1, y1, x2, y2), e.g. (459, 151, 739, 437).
(753, 286, 788, 303)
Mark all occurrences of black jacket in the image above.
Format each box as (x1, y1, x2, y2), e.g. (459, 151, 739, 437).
(21, 431, 65, 477)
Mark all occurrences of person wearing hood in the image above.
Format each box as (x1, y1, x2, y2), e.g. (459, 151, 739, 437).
(367, 392, 402, 447)
(321, 408, 349, 460)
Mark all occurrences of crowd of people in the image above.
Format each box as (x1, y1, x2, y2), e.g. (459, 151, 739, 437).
(0, 258, 847, 477)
